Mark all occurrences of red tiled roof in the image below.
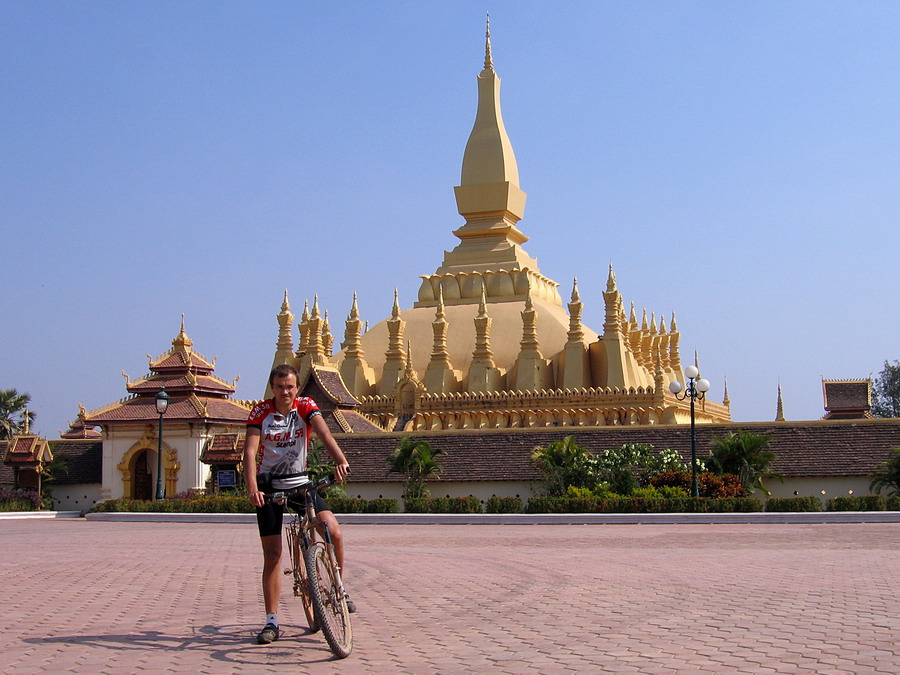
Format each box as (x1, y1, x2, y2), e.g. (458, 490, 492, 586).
(2, 435, 51, 468)
(337, 410, 385, 433)
(127, 374, 235, 396)
(823, 380, 871, 412)
(60, 425, 102, 440)
(312, 367, 360, 407)
(201, 433, 245, 464)
(151, 350, 215, 371)
(86, 395, 250, 425)
(333, 419, 900, 484)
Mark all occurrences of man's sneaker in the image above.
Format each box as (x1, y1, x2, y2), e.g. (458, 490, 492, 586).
(256, 623, 280, 644)
(344, 593, 357, 614)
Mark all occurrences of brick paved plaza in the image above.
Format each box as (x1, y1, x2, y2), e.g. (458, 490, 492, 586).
(1, 520, 898, 674)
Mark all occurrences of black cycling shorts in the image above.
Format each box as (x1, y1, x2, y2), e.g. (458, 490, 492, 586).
(255, 476, 331, 538)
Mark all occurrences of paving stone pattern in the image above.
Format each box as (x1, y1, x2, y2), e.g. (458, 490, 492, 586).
(0, 521, 898, 674)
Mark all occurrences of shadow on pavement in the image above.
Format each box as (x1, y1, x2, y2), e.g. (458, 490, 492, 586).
(22, 624, 340, 666)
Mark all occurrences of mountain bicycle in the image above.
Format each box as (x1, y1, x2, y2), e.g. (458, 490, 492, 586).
(269, 474, 353, 659)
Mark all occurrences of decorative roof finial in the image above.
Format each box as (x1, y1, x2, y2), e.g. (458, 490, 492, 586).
(281, 289, 290, 312)
(606, 263, 617, 292)
(484, 13, 493, 71)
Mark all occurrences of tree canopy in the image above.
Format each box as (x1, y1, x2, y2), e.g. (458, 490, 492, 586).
(869, 447, 900, 496)
(706, 429, 781, 495)
(386, 436, 445, 499)
(0, 389, 34, 441)
(871, 360, 900, 418)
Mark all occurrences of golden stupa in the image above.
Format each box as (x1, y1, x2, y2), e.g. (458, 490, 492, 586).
(269, 21, 731, 433)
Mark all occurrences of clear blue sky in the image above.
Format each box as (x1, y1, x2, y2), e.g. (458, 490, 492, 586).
(2, 1, 898, 436)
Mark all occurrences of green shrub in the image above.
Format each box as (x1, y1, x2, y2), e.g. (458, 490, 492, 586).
(886, 494, 900, 511)
(403, 496, 481, 513)
(365, 498, 399, 513)
(827, 495, 887, 511)
(526, 497, 600, 513)
(485, 496, 524, 514)
(0, 498, 36, 512)
(765, 496, 822, 512)
(565, 485, 595, 499)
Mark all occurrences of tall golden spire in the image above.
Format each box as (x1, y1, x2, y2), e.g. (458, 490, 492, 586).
(484, 13, 493, 71)
(435, 17, 533, 279)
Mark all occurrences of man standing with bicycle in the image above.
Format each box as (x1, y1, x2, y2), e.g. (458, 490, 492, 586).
(243, 363, 355, 645)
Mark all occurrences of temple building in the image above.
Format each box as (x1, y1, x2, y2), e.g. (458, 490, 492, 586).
(270, 24, 731, 433)
(83, 318, 249, 500)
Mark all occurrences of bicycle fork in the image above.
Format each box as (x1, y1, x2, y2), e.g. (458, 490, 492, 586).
(319, 522, 347, 598)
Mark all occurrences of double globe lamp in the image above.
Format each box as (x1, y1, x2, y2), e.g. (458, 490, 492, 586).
(668, 365, 711, 498)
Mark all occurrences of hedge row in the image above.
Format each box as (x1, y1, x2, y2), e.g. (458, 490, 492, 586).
(403, 496, 482, 514)
(87, 493, 900, 514)
(764, 496, 822, 512)
(525, 496, 763, 514)
(826, 494, 900, 511)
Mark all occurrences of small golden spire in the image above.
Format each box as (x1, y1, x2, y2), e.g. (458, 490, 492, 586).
(606, 263, 617, 292)
(173, 314, 192, 349)
(392, 288, 401, 318)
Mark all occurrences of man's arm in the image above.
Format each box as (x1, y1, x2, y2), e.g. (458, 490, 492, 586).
(310, 414, 350, 482)
(243, 427, 265, 507)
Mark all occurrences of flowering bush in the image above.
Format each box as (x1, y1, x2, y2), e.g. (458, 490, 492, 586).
(0, 488, 42, 511)
(650, 469, 747, 498)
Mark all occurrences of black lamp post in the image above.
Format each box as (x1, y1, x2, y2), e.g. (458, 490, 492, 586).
(155, 388, 169, 500)
(668, 365, 710, 498)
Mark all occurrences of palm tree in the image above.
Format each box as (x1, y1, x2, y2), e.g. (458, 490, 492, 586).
(386, 436, 445, 499)
(530, 435, 591, 496)
(706, 429, 781, 495)
(0, 389, 34, 440)
(869, 447, 900, 496)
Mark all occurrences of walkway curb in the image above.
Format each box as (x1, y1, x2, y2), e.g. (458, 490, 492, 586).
(0, 511, 82, 520)
(82, 511, 900, 525)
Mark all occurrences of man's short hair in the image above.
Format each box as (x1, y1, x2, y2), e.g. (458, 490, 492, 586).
(269, 363, 300, 387)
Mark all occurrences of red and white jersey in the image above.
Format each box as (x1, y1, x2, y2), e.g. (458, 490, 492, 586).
(247, 397, 322, 476)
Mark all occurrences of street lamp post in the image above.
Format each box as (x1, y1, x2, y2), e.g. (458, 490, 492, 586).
(668, 365, 711, 498)
(155, 388, 169, 500)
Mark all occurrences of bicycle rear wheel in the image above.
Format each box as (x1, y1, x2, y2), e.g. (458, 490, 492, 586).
(285, 525, 318, 633)
(305, 542, 352, 658)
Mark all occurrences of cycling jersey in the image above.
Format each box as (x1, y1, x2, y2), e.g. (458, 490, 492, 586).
(247, 397, 322, 476)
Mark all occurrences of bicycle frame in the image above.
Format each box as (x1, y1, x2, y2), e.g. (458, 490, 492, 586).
(270, 475, 353, 657)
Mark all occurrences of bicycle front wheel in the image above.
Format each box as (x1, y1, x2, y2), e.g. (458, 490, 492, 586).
(286, 525, 318, 633)
(305, 542, 352, 658)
